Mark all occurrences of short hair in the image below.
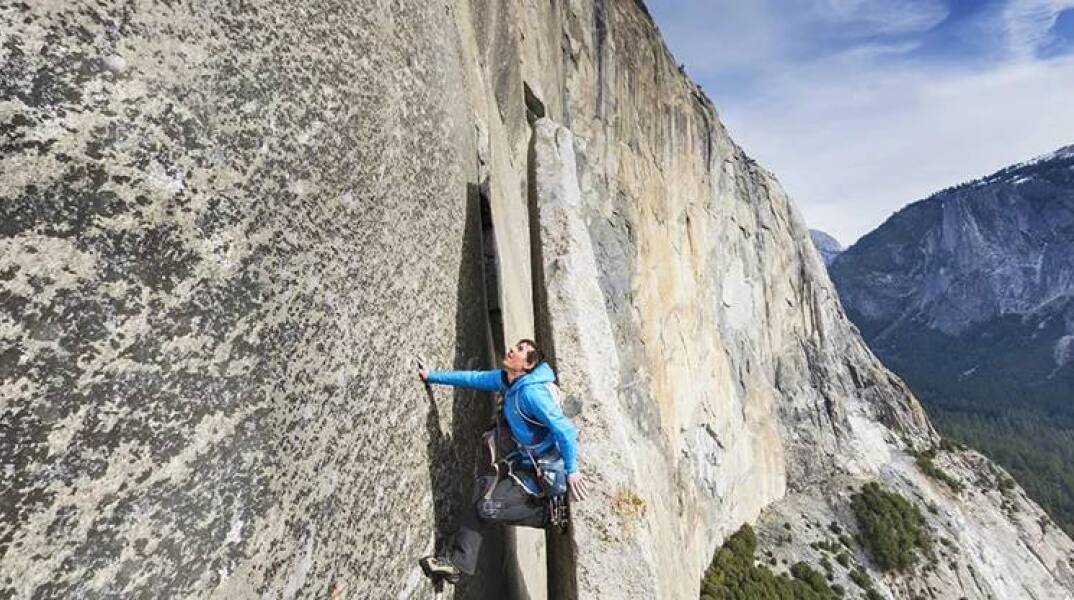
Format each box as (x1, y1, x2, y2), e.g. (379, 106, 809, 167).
(517, 339, 541, 370)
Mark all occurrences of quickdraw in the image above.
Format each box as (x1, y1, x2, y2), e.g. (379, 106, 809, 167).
(547, 494, 570, 530)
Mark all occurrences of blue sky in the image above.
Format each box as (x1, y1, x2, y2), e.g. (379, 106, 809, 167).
(645, 0, 1074, 245)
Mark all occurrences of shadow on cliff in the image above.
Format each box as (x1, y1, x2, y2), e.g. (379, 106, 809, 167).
(424, 183, 505, 599)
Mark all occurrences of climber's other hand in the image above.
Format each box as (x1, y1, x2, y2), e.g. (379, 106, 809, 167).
(568, 472, 588, 501)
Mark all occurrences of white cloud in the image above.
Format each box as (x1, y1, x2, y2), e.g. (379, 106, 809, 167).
(726, 54, 1074, 245)
(1002, 0, 1074, 59)
(652, 0, 947, 79)
(816, 0, 950, 36)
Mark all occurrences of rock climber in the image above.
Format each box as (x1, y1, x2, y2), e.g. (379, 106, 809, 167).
(417, 339, 587, 584)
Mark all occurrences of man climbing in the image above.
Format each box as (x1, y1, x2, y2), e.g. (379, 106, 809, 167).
(417, 339, 587, 584)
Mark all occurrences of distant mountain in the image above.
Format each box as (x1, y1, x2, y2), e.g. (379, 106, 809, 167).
(829, 144, 1074, 533)
(830, 145, 1074, 405)
(809, 229, 843, 265)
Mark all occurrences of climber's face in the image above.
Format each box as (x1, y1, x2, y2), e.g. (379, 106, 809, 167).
(503, 341, 536, 373)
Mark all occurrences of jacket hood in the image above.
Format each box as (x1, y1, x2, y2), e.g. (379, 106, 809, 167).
(516, 362, 555, 387)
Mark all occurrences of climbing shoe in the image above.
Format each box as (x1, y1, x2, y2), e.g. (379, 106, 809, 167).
(419, 555, 460, 584)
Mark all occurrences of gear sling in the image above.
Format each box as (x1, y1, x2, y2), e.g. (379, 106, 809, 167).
(481, 380, 570, 529)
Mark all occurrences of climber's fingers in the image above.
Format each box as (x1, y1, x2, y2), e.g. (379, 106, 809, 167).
(568, 472, 588, 501)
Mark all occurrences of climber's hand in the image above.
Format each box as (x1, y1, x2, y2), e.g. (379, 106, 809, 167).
(416, 357, 429, 382)
(568, 472, 588, 501)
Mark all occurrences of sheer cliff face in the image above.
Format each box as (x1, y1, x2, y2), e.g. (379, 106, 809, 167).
(3, 2, 1073, 600)
(526, 5, 935, 595)
(2, 2, 500, 598)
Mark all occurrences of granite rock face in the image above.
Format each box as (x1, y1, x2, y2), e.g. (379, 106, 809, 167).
(1, 2, 501, 598)
(3, 1, 1074, 599)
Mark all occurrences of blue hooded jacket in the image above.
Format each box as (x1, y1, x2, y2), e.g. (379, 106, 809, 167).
(425, 362, 578, 474)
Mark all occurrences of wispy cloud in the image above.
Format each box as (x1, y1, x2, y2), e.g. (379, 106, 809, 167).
(646, 0, 1074, 245)
(1002, 0, 1074, 58)
(814, 0, 950, 36)
(734, 55, 1074, 244)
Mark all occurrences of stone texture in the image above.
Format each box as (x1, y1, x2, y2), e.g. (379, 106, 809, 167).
(3, 1, 1074, 600)
(532, 117, 666, 598)
(1, 1, 504, 598)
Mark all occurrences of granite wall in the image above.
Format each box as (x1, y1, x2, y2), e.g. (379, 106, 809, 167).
(1, 1, 507, 598)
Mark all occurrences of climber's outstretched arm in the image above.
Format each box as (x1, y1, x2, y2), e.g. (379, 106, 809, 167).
(420, 368, 506, 392)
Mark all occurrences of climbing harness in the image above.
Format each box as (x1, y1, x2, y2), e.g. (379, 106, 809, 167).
(480, 382, 571, 529)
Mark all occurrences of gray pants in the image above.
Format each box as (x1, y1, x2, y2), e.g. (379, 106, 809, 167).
(450, 474, 547, 575)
